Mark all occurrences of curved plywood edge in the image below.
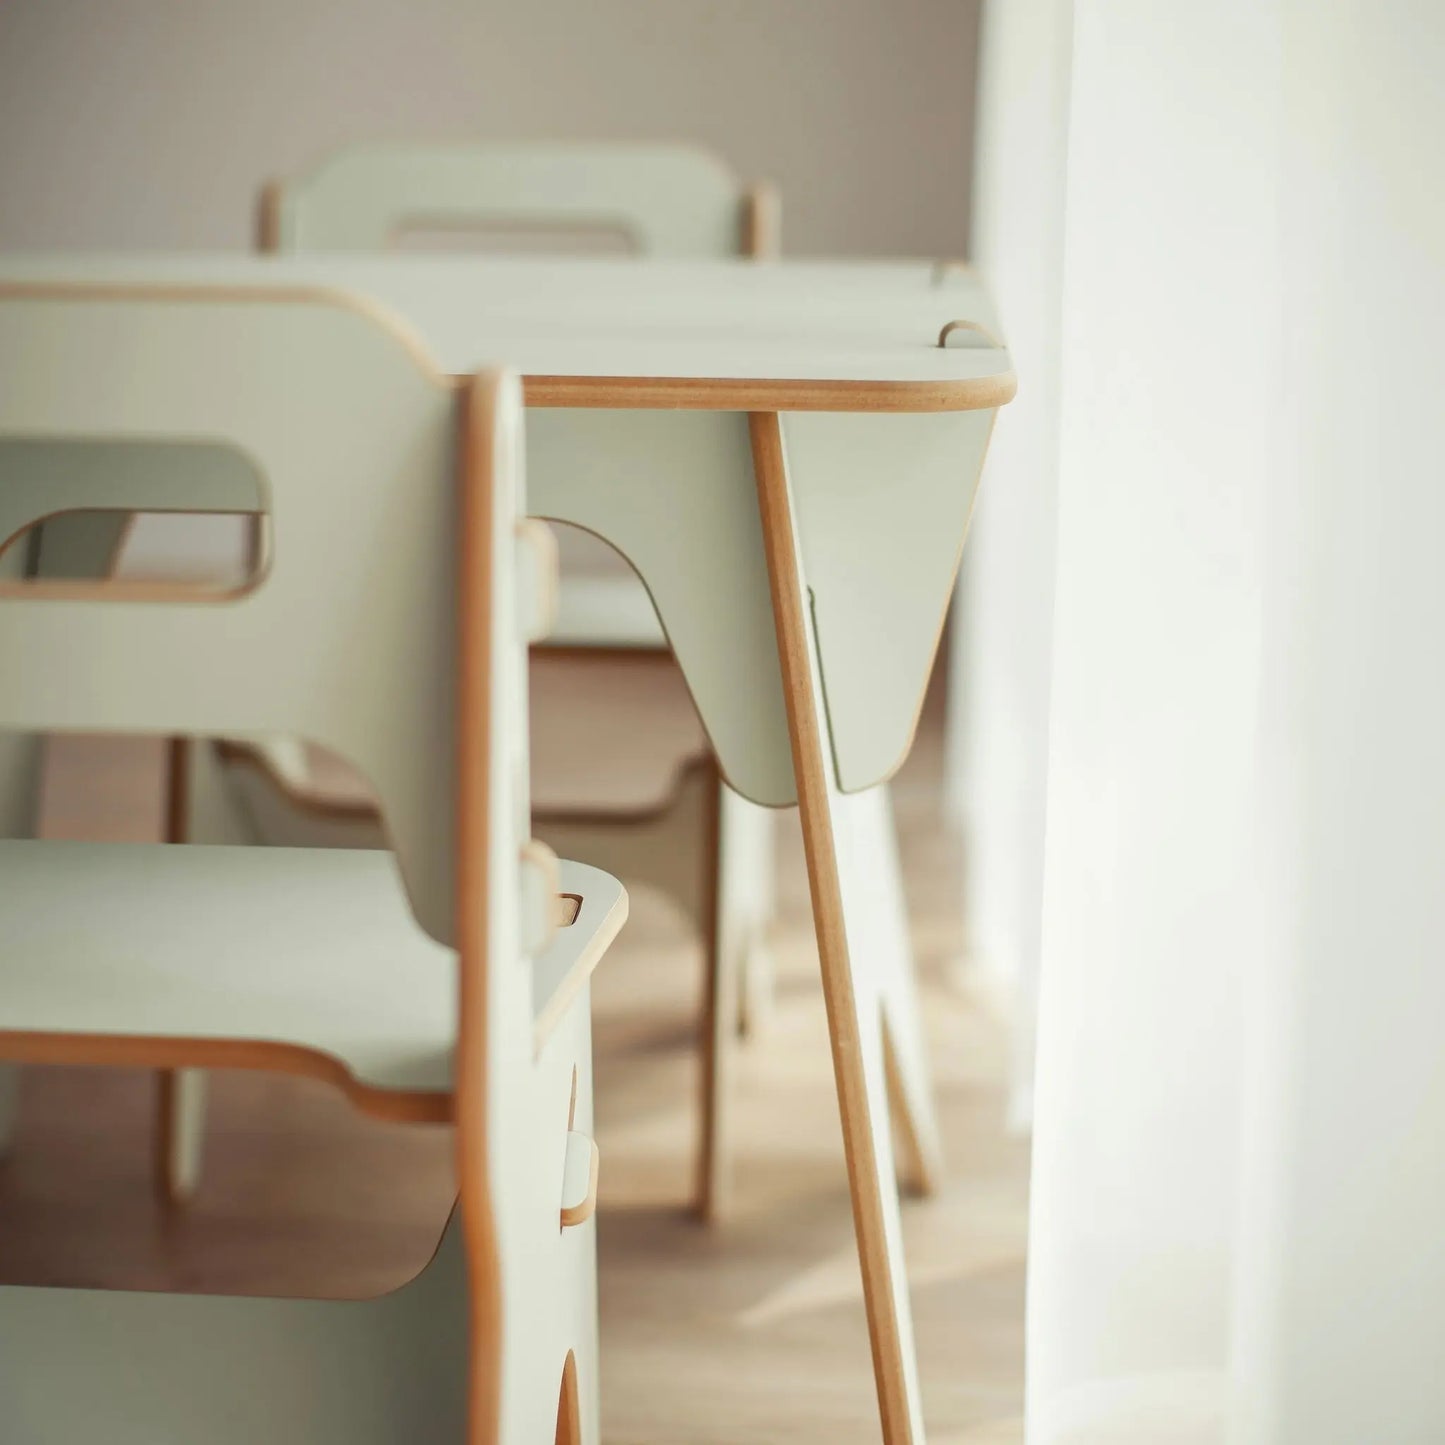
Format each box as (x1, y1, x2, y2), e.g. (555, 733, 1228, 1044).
(532, 862, 629, 1055)
(0, 575, 259, 606)
(523, 370, 1018, 414)
(555, 1351, 583, 1445)
(0, 279, 453, 392)
(559, 1131, 601, 1229)
(0, 1029, 452, 1124)
(938, 319, 1004, 350)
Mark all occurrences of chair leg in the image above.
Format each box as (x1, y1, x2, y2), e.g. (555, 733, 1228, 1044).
(0, 522, 43, 843)
(180, 737, 265, 848)
(156, 1068, 207, 1205)
(752, 411, 927, 1445)
(150, 738, 254, 1209)
(719, 785, 778, 1040)
(696, 766, 733, 1224)
(0, 1065, 20, 1160)
(699, 773, 783, 1219)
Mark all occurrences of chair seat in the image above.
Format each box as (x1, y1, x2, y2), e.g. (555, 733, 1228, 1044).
(0, 840, 625, 1121)
(257, 650, 709, 819)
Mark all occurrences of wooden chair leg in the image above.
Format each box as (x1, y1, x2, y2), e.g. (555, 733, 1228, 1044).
(181, 736, 264, 848)
(752, 411, 927, 1445)
(696, 766, 733, 1224)
(700, 775, 781, 1218)
(152, 738, 224, 1208)
(0, 733, 41, 842)
(719, 785, 778, 1039)
(156, 1068, 207, 1206)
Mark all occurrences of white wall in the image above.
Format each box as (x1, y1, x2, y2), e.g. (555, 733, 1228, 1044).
(947, 0, 1072, 1126)
(0, 0, 980, 256)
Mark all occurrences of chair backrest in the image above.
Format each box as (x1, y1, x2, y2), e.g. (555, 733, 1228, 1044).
(262, 142, 776, 259)
(0, 286, 534, 952)
(261, 142, 776, 621)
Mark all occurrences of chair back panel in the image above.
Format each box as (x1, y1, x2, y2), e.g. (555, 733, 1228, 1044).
(0, 289, 523, 946)
(275, 143, 748, 258)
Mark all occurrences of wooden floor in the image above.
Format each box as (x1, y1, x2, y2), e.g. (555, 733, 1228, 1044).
(0, 678, 1027, 1443)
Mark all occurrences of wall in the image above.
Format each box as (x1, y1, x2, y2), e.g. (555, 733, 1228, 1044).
(0, 0, 979, 257)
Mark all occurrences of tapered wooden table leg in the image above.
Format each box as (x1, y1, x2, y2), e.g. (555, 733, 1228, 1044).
(750, 411, 927, 1445)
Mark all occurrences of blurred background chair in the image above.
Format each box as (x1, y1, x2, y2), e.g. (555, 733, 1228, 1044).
(169, 143, 779, 1221)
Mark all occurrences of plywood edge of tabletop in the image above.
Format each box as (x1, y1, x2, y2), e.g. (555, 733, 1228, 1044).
(521, 369, 1017, 413)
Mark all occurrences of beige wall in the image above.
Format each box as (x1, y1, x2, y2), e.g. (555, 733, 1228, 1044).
(0, 0, 979, 256)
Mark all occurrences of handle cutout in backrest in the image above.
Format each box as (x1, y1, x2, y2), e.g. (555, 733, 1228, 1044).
(390, 215, 639, 256)
(0, 437, 269, 598)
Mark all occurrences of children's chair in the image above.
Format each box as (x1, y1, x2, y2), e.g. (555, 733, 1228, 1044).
(0, 284, 626, 1444)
